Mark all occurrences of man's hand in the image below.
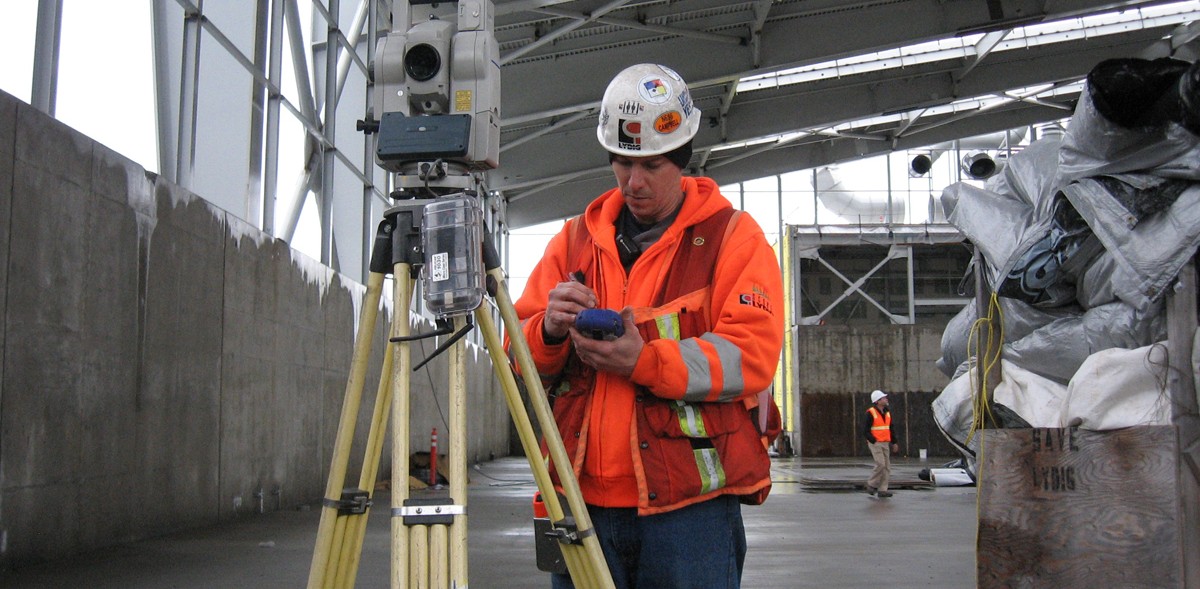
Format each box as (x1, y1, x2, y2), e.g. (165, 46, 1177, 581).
(570, 307, 642, 376)
(890, 443, 899, 454)
(542, 276, 597, 341)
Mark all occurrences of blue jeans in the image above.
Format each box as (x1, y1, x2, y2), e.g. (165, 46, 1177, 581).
(551, 494, 746, 589)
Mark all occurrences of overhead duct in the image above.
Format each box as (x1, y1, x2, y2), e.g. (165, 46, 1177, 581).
(1035, 123, 1067, 142)
(908, 127, 1031, 180)
(954, 127, 1030, 151)
(908, 127, 1030, 178)
(909, 154, 933, 177)
(961, 151, 999, 179)
(927, 195, 948, 223)
(812, 166, 906, 222)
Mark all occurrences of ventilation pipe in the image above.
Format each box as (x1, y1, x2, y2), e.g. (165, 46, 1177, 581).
(812, 166, 906, 222)
(927, 194, 948, 223)
(910, 126, 1028, 178)
(956, 128, 1029, 152)
(914, 128, 1032, 180)
(813, 127, 1033, 223)
(961, 151, 999, 179)
(1034, 123, 1067, 142)
(909, 153, 934, 177)
(909, 150, 951, 177)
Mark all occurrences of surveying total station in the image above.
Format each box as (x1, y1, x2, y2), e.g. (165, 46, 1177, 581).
(306, 1, 614, 588)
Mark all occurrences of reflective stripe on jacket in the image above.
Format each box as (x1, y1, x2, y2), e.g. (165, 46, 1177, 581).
(514, 176, 785, 515)
(867, 406, 892, 443)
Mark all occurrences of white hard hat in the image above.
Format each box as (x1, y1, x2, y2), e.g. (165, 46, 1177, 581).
(870, 390, 887, 403)
(596, 63, 701, 157)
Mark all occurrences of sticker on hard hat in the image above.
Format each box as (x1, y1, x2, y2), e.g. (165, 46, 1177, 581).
(618, 119, 642, 150)
(654, 111, 682, 134)
(618, 100, 643, 115)
(677, 90, 694, 117)
(638, 76, 672, 104)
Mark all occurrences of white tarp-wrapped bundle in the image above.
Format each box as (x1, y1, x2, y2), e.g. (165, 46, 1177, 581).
(932, 359, 1069, 474)
(933, 57, 1200, 466)
(1063, 342, 1173, 430)
(933, 344, 1177, 474)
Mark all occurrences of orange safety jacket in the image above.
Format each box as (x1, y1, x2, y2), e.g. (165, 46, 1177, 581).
(867, 406, 892, 443)
(513, 176, 784, 515)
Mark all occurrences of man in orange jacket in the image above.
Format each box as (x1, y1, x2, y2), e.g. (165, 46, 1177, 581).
(514, 63, 785, 589)
(863, 389, 899, 498)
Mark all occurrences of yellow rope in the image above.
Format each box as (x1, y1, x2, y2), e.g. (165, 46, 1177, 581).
(965, 292, 1004, 444)
(966, 292, 1004, 554)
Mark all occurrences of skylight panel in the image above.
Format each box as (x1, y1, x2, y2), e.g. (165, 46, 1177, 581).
(710, 80, 1084, 154)
(737, 0, 1200, 94)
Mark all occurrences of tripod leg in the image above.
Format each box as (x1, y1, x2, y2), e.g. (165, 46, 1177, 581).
(476, 268, 616, 588)
(409, 526, 428, 586)
(448, 314, 469, 586)
(472, 307, 596, 585)
(390, 264, 414, 588)
(430, 523, 450, 587)
(326, 518, 351, 588)
(490, 268, 613, 587)
(308, 271, 387, 589)
(335, 339, 396, 587)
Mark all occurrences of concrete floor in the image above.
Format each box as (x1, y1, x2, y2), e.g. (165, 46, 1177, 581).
(0, 456, 977, 588)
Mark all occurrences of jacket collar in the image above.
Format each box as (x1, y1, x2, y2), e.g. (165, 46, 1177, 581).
(584, 176, 731, 242)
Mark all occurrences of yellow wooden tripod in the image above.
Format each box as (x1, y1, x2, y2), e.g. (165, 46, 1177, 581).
(306, 197, 614, 588)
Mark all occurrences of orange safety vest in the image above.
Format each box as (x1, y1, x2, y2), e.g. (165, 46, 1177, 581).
(868, 406, 892, 443)
(545, 205, 778, 513)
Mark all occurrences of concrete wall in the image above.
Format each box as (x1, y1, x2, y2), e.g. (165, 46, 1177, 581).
(792, 324, 954, 457)
(795, 324, 947, 394)
(0, 89, 511, 568)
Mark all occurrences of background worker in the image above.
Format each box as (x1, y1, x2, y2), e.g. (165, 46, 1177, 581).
(863, 389, 899, 498)
(514, 63, 785, 589)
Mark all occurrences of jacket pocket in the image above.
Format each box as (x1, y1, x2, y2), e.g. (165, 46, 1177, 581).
(641, 396, 743, 439)
(551, 373, 590, 440)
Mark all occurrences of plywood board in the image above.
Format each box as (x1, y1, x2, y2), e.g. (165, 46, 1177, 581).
(977, 427, 1181, 588)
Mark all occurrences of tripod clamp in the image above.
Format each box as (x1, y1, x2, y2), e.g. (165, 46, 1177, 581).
(545, 516, 594, 546)
(395, 497, 467, 526)
(322, 488, 373, 516)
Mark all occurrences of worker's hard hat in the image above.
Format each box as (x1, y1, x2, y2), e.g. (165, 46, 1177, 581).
(870, 390, 887, 403)
(596, 63, 701, 157)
